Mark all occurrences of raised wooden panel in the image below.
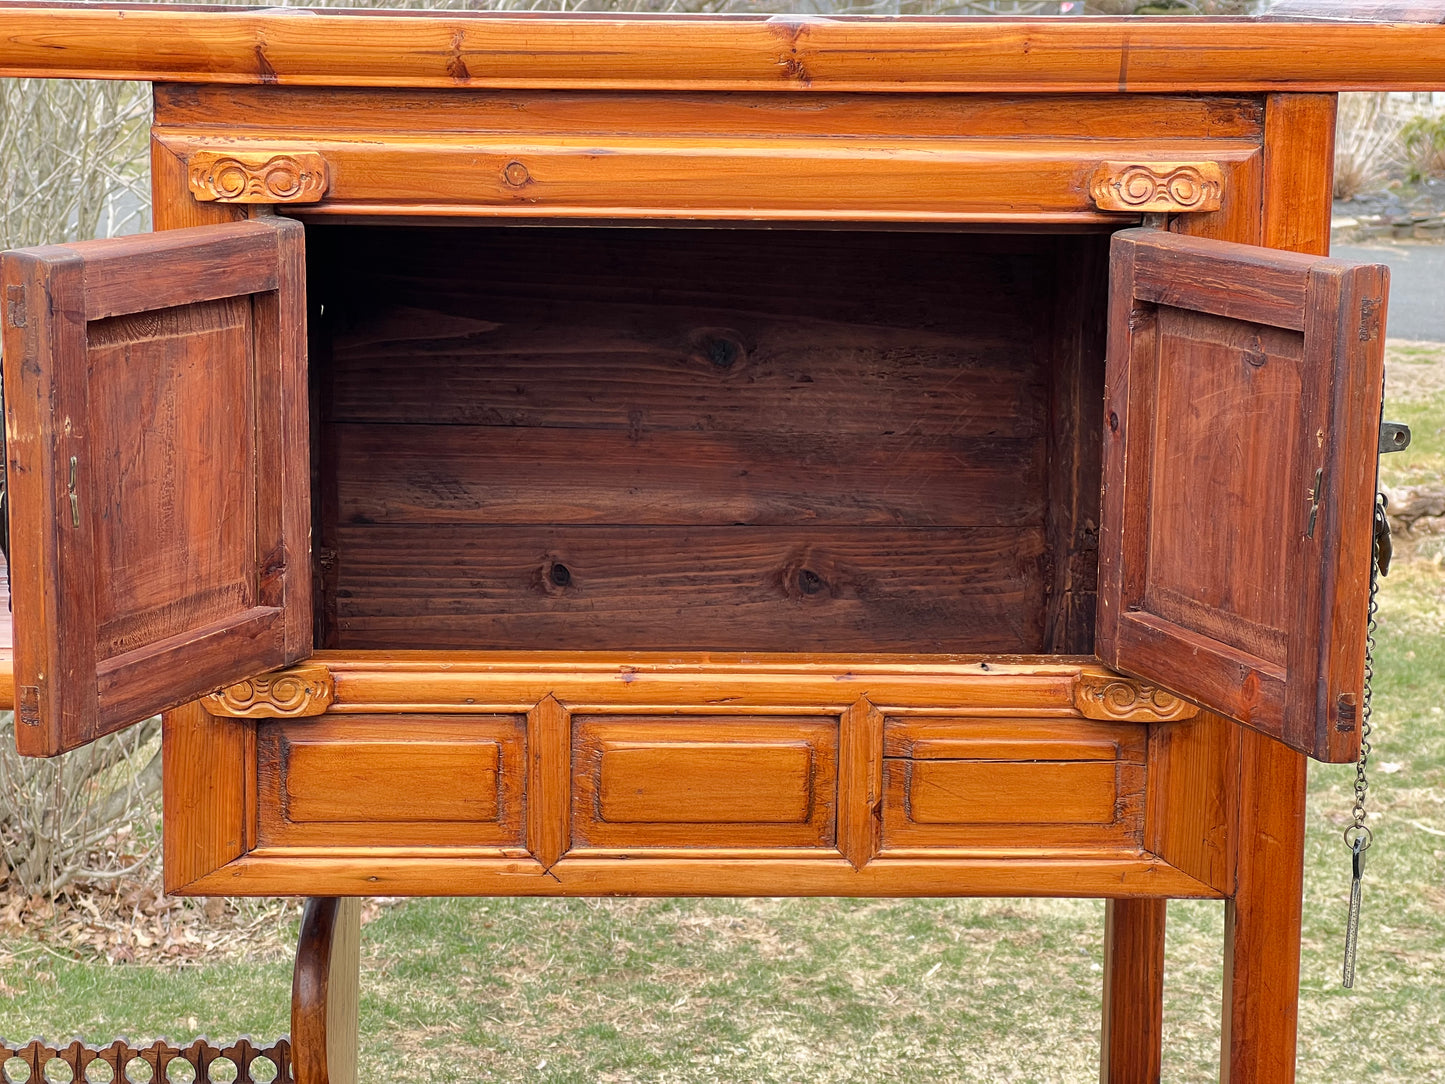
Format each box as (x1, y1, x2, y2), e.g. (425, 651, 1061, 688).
(881, 716, 1146, 852)
(598, 744, 813, 824)
(257, 715, 526, 849)
(571, 716, 839, 851)
(906, 761, 1120, 825)
(285, 742, 500, 823)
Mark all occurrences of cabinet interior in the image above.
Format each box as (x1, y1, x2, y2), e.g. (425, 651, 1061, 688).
(305, 224, 1111, 657)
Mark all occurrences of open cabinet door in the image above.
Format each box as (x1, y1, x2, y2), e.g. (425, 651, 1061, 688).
(2, 218, 311, 756)
(1097, 229, 1386, 764)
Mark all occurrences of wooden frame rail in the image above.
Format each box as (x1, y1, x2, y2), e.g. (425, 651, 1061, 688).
(0, 5, 1443, 91)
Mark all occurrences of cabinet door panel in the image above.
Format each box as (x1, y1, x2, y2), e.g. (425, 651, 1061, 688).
(1098, 228, 1386, 763)
(2, 220, 311, 756)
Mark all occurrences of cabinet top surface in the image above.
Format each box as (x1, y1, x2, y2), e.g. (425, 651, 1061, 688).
(0, 1, 1443, 92)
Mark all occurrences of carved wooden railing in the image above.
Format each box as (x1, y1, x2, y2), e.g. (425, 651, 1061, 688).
(0, 1037, 293, 1083)
(1, 898, 359, 1084)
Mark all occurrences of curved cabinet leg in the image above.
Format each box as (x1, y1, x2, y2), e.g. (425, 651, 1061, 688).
(292, 897, 361, 1084)
(1100, 898, 1166, 1084)
(1220, 732, 1307, 1084)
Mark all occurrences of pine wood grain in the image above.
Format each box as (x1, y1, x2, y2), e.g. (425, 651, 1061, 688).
(156, 86, 1267, 143)
(838, 698, 884, 870)
(292, 897, 360, 1084)
(5, 10, 1445, 91)
(881, 716, 1146, 852)
(1216, 90, 1338, 1084)
(571, 716, 839, 851)
(1144, 711, 1240, 895)
(526, 695, 570, 870)
(162, 702, 251, 894)
(184, 853, 1222, 900)
(331, 525, 1049, 654)
(313, 225, 1063, 653)
(1100, 898, 1167, 1084)
(256, 715, 526, 850)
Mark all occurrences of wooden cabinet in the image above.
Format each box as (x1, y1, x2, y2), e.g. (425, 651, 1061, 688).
(3, 7, 1441, 1080)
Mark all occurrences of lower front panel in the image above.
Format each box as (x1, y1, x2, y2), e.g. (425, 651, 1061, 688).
(163, 653, 1225, 899)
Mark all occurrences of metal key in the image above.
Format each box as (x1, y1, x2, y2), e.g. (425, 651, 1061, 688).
(1342, 833, 1368, 988)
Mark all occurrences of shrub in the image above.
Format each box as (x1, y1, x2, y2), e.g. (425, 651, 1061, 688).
(1402, 113, 1445, 184)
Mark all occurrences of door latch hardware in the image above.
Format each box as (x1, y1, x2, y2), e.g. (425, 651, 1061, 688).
(1379, 421, 1411, 454)
(1307, 467, 1324, 539)
(67, 455, 79, 528)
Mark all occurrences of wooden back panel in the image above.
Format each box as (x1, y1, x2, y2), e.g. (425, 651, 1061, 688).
(312, 225, 1106, 654)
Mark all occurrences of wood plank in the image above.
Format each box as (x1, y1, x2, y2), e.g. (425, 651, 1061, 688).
(155, 86, 1266, 143)
(161, 702, 250, 894)
(884, 716, 1148, 762)
(180, 853, 1223, 900)
(156, 134, 1254, 220)
(332, 525, 1049, 653)
(335, 424, 1040, 529)
(1044, 234, 1108, 654)
(316, 652, 1103, 715)
(1144, 710, 1240, 895)
(6, 11, 1445, 92)
(1100, 898, 1167, 1084)
(325, 313, 1044, 441)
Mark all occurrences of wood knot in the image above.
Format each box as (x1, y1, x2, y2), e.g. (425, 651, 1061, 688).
(775, 552, 839, 601)
(689, 328, 749, 370)
(503, 161, 532, 188)
(536, 556, 576, 596)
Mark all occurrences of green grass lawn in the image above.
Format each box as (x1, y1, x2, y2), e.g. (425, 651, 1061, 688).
(3, 343, 1443, 1082)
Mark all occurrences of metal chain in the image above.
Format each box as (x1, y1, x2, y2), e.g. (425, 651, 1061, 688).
(1342, 492, 1387, 988)
(1345, 494, 1385, 856)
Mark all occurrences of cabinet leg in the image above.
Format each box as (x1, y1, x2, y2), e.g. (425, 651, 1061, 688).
(292, 897, 361, 1084)
(1100, 898, 1166, 1084)
(1220, 732, 1307, 1084)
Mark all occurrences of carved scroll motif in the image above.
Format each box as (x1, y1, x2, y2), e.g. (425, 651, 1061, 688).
(206, 664, 334, 718)
(1074, 673, 1197, 723)
(1090, 161, 1223, 214)
(187, 150, 328, 204)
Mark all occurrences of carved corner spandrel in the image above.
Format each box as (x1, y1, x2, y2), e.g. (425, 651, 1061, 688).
(188, 149, 328, 204)
(1090, 161, 1223, 214)
(1074, 673, 1198, 723)
(206, 664, 335, 719)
